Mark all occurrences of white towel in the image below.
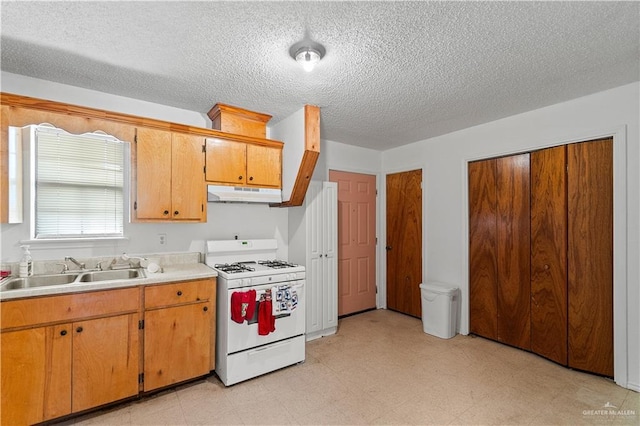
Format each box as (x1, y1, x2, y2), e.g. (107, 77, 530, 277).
(272, 285, 298, 315)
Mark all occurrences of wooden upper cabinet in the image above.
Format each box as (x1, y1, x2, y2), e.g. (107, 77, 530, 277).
(205, 138, 282, 189)
(134, 128, 205, 222)
(246, 144, 282, 187)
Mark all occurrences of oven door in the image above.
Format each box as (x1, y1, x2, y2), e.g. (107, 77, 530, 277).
(226, 279, 305, 354)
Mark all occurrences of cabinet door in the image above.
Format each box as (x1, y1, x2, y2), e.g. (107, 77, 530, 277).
(469, 159, 499, 340)
(246, 144, 281, 188)
(72, 314, 139, 413)
(531, 146, 568, 365)
(568, 138, 613, 377)
(171, 133, 205, 221)
(144, 302, 212, 391)
(136, 127, 173, 219)
(205, 138, 246, 184)
(323, 182, 338, 330)
(1, 325, 72, 425)
(496, 154, 531, 350)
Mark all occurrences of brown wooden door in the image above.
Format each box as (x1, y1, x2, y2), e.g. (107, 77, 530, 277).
(568, 138, 613, 377)
(135, 127, 172, 219)
(386, 169, 422, 318)
(72, 314, 139, 412)
(469, 159, 498, 340)
(171, 133, 205, 220)
(144, 302, 212, 391)
(329, 170, 377, 316)
(531, 146, 568, 365)
(246, 144, 282, 188)
(205, 138, 246, 184)
(496, 154, 531, 350)
(1, 325, 72, 425)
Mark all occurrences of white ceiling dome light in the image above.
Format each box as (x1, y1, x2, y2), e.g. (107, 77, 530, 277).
(289, 40, 326, 72)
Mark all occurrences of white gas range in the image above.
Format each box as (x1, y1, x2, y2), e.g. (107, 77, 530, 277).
(205, 239, 306, 386)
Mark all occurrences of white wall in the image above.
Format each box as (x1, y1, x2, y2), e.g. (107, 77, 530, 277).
(382, 82, 639, 390)
(0, 72, 289, 262)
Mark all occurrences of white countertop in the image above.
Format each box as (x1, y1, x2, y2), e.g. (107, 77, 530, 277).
(0, 263, 217, 301)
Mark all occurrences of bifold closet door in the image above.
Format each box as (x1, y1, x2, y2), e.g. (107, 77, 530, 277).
(469, 159, 498, 340)
(495, 154, 531, 350)
(568, 138, 613, 377)
(530, 146, 568, 365)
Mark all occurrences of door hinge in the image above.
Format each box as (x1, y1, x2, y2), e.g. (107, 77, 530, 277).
(376, 285, 378, 294)
(201, 204, 204, 212)
(376, 189, 378, 195)
(134, 132, 137, 143)
(202, 144, 206, 153)
(138, 373, 144, 384)
(138, 319, 144, 330)
(376, 237, 378, 244)
(204, 166, 206, 174)
(134, 201, 137, 211)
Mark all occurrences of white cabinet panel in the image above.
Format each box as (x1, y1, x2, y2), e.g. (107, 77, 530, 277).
(289, 181, 338, 340)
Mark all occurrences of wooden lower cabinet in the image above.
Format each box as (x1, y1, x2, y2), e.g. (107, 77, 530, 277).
(0, 314, 138, 425)
(143, 279, 215, 392)
(144, 302, 212, 391)
(1, 326, 71, 425)
(72, 314, 139, 412)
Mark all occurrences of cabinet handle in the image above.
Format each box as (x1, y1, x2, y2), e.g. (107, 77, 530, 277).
(163, 210, 169, 216)
(174, 210, 179, 216)
(319, 254, 323, 258)
(203, 306, 209, 312)
(177, 290, 183, 296)
(76, 326, 83, 333)
(238, 175, 243, 180)
(249, 176, 254, 181)
(60, 330, 68, 336)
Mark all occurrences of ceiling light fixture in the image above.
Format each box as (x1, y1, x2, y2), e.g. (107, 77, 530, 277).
(289, 40, 326, 72)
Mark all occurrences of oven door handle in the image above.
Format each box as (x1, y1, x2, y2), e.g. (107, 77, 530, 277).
(248, 340, 291, 355)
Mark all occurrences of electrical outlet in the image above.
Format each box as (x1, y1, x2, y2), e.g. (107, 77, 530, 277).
(158, 233, 167, 245)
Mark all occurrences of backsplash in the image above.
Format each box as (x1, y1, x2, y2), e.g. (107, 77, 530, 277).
(1, 251, 202, 277)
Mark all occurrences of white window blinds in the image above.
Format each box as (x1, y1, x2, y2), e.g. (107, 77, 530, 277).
(33, 124, 126, 239)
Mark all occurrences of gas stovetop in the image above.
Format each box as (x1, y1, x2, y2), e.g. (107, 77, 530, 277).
(213, 260, 299, 274)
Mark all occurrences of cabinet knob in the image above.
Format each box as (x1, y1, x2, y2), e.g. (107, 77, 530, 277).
(238, 175, 243, 180)
(385, 246, 392, 251)
(249, 176, 254, 181)
(319, 254, 323, 258)
(60, 330, 68, 336)
(177, 290, 183, 296)
(163, 210, 169, 216)
(203, 306, 209, 312)
(76, 326, 83, 333)
(543, 264, 550, 271)
(174, 210, 179, 216)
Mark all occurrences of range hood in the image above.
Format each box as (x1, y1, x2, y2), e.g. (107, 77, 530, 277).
(207, 185, 282, 204)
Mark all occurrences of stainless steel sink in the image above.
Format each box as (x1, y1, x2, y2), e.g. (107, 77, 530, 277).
(0, 268, 146, 291)
(77, 268, 145, 282)
(1, 273, 80, 290)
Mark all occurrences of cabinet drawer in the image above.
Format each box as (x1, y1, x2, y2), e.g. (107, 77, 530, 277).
(1, 288, 139, 330)
(144, 279, 213, 309)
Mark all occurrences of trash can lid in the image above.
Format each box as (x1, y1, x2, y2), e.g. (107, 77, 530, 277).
(419, 282, 458, 295)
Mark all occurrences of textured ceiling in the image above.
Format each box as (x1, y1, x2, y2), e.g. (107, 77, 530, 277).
(1, 1, 638, 150)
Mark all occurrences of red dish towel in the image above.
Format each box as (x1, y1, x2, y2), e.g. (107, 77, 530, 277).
(230, 289, 257, 324)
(258, 300, 276, 335)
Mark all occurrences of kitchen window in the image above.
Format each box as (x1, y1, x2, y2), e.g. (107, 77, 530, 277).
(28, 124, 128, 240)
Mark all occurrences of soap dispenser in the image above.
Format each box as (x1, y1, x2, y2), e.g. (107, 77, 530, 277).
(19, 245, 33, 277)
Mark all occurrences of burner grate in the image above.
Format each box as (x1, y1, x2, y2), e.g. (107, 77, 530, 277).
(214, 263, 256, 274)
(258, 260, 298, 269)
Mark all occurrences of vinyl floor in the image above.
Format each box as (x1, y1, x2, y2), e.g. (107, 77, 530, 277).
(68, 309, 639, 425)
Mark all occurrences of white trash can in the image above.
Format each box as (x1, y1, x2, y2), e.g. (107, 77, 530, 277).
(419, 282, 458, 339)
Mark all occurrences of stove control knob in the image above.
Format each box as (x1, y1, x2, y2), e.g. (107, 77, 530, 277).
(242, 278, 252, 286)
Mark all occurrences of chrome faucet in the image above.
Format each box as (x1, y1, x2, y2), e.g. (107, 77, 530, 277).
(64, 256, 85, 270)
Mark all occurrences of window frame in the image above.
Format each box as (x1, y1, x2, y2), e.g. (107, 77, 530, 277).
(25, 124, 130, 241)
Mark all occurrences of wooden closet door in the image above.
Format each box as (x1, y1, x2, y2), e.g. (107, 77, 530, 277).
(496, 154, 531, 350)
(568, 138, 613, 377)
(531, 146, 568, 365)
(469, 159, 498, 340)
